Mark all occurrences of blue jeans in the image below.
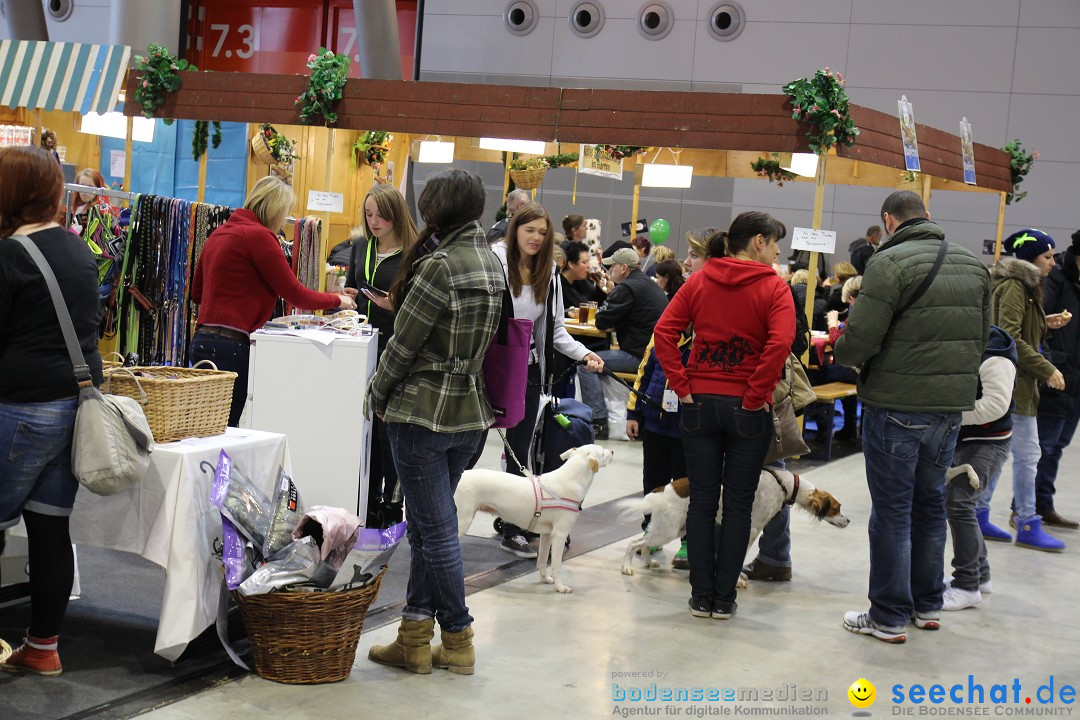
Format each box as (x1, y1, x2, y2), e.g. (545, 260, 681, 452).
(1009, 415, 1040, 520)
(0, 398, 80, 530)
(754, 461, 790, 567)
(578, 349, 641, 426)
(680, 395, 772, 605)
(861, 405, 960, 630)
(387, 422, 483, 633)
(1035, 407, 1080, 515)
(190, 331, 249, 427)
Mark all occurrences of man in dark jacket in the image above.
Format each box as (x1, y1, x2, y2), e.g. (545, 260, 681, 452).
(834, 191, 990, 644)
(848, 225, 882, 275)
(484, 188, 529, 245)
(577, 247, 668, 437)
(1034, 228, 1080, 528)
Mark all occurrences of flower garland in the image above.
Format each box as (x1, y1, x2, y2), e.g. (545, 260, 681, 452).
(133, 42, 195, 124)
(1002, 139, 1038, 205)
(751, 155, 797, 186)
(782, 67, 859, 155)
(295, 48, 350, 126)
(353, 130, 392, 168)
(192, 120, 222, 161)
(594, 145, 648, 160)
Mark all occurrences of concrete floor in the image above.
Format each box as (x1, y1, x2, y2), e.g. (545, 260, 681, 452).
(137, 437, 1080, 720)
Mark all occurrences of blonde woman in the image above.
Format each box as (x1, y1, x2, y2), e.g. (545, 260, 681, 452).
(191, 176, 355, 426)
(646, 244, 675, 278)
(343, 183, 419, 527)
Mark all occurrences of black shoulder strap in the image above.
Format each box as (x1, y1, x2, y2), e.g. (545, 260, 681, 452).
(894, 240, 949, 320)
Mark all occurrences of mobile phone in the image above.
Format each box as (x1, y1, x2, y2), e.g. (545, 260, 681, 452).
(358, 280, 389, 298)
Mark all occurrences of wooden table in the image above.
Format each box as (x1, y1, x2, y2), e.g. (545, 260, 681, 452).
(565, 321, 609, 339)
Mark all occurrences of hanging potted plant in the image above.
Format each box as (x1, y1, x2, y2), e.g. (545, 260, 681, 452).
(251, 123, 298, 166)
(1002, 139, 1037, 205)
(509, 156, 549, 190)
(294, 48, 350, 126)
(751, 154, 797, 186)
(782, 67, 859, 155)
(352, 130, 393, 169)
(133, 42, 196, 124)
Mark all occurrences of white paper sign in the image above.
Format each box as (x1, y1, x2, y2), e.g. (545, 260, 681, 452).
(109, 149, 125, 177)
(578, 143, 624, 179)
(306, 190, 344, 213)
(791, 227, 837, 254)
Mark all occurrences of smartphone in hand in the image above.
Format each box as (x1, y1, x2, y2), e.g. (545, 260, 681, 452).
(359, 280, 389, 298)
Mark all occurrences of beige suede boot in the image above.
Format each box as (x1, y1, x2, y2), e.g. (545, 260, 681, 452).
(431, 625, 475, 675)
(367, 617, 435, 674)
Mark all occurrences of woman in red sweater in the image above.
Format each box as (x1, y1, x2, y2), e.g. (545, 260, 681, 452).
(653, 211, 794, 621)
(191, 176, 354, 426)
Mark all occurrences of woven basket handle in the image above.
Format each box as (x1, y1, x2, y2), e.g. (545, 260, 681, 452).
(103, 368, 149, 404)
(103, 351, 126, 364)
(192, 359, 220, 371)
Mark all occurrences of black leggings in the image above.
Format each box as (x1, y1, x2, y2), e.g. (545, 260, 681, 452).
(24, 510, 74, 638)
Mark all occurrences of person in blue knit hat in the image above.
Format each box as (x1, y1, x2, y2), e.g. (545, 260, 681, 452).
(984, 229, 1072, 552)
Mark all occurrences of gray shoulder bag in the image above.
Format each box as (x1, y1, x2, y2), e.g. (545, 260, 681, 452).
(11, 234, 154, 496)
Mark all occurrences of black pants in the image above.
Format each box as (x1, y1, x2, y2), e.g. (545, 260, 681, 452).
(366, 414, 399, 526)
(641, 430, 687, 529)
(501, 364, 542, 539)
(189, 331, 249, 427)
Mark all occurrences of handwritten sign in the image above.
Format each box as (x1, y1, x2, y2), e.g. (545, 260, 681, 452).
(578, 143, 623, 179)
(791, 227, 837, 254)
(306, 190, 344, 214)
(109, 149, 125, 178)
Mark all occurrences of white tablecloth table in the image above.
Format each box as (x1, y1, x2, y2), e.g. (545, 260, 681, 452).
(69, 427, 290, 661)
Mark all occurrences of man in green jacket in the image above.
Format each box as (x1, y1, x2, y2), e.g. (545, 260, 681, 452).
(834, 190, 991, 644)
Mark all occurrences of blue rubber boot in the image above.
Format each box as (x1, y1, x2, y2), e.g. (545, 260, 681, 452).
(976, 507, 1012, 543)
(1014, 516, 1065, 553)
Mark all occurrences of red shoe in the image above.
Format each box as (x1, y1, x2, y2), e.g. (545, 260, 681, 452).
(1, 634, 62, 677)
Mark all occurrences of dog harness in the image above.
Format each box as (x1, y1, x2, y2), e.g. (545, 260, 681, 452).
(763, 467, 800, 506)
(526, 475, 582, 534)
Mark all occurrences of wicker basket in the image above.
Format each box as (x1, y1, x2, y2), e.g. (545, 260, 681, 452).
(103, 361, 237, 443)
(251, 132, 277, 165)
(234, 566, 388, 684)
(509, 167, 547, 190)
(0, 637, 11, 665)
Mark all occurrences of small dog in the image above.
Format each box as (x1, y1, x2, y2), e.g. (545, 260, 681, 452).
(620, 468, 849, 581)
(457, 444, 614, 593)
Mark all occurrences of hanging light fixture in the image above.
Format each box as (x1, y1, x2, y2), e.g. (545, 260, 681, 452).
(79, 112, 156, 143)
(479, 136, 547, 154)
(418, 136, 455, 163)
(641, 147, 693, 188)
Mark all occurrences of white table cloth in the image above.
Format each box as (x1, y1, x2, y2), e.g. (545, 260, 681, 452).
(69, 427, 289, 661)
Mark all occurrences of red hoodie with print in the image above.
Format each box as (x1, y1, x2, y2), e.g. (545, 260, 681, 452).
(653, 257, 795, 409)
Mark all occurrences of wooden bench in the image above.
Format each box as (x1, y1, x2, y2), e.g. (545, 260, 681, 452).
(805, 382, 858, 462)
(613, 372, 637, 384)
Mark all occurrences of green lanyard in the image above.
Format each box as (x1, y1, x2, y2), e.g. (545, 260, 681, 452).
(363, 238, 400, 317)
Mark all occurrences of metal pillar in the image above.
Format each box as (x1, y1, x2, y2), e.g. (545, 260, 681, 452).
(109, 0, 183, 56)
(352, 0, 403, 80)
(5, 0, 48, 40)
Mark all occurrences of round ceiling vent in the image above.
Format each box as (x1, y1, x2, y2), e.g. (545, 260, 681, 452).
(707, 1, 745, 41)
(569, 1, 605, 39)
(638, 2, 674, 41)
(504, 1, 538, 36)
(46, 0, 74, 22)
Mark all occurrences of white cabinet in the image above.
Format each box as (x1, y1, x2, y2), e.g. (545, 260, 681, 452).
(246, 331, 376, 516)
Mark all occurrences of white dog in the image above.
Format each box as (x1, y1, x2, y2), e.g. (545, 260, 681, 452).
(620, 469, 850, 582)
(456, 444, 614, 593)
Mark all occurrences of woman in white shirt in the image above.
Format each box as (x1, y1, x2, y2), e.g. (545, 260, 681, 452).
(489, 202, 604, 557)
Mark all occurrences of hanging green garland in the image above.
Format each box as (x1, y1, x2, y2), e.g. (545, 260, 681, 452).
(192, 120, 222, 161)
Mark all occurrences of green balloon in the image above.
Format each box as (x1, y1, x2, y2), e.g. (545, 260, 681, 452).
(650, 218, 671, 244)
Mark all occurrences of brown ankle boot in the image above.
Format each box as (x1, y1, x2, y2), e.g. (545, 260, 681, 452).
(432, 626, 475, 675)
(1, 633, 62, 677)
(367, 618, 434, 674)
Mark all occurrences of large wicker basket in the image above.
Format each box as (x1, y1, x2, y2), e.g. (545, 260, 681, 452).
(234, 566, 388, 684)
(510, 166, 547, 190)
(251, 132, 277, 165)
(104, 362, 237, 443)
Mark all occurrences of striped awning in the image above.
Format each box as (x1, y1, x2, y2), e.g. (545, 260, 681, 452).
(0, 40, 131, 114)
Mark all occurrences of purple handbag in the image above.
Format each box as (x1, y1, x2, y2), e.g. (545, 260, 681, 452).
(483, 288, 533, 429)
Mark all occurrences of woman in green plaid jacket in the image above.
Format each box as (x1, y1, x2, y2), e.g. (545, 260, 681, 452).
(367, 169, 505, 676)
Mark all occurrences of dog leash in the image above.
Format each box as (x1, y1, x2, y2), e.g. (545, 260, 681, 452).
(496, 428, 583, 534)
(590, 362, 663, 410)
(762, 466, 799, 506)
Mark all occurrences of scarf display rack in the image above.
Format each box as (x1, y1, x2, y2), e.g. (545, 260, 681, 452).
(285, 216, 323, 314)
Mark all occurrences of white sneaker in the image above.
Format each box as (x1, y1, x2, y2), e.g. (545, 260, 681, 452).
(946, 577, 992, 595)
(942, 586, 982, 611)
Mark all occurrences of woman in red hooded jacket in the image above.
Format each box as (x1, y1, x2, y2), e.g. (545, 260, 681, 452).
(653, 211, 794, 621)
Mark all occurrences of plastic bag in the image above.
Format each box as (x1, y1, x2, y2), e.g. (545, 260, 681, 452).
(237, 536, 336, 596)
(221, 516, 254, 591)
(328, 521, 407, 590)
(264, 468, 304, 558)
(209, 450, 273, 554)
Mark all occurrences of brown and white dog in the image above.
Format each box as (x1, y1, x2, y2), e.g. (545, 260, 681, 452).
(620, 468, 849, 582)
(456, 445, 614, 593)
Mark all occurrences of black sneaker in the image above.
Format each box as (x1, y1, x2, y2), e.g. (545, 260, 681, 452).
(593, 421, 609, 441)
(712, 600, 737, 620)
(500, 534, 538, 559)
(688, 597, 712, 618)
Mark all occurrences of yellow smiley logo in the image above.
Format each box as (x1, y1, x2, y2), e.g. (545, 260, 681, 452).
(848, 678, 876, 708)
